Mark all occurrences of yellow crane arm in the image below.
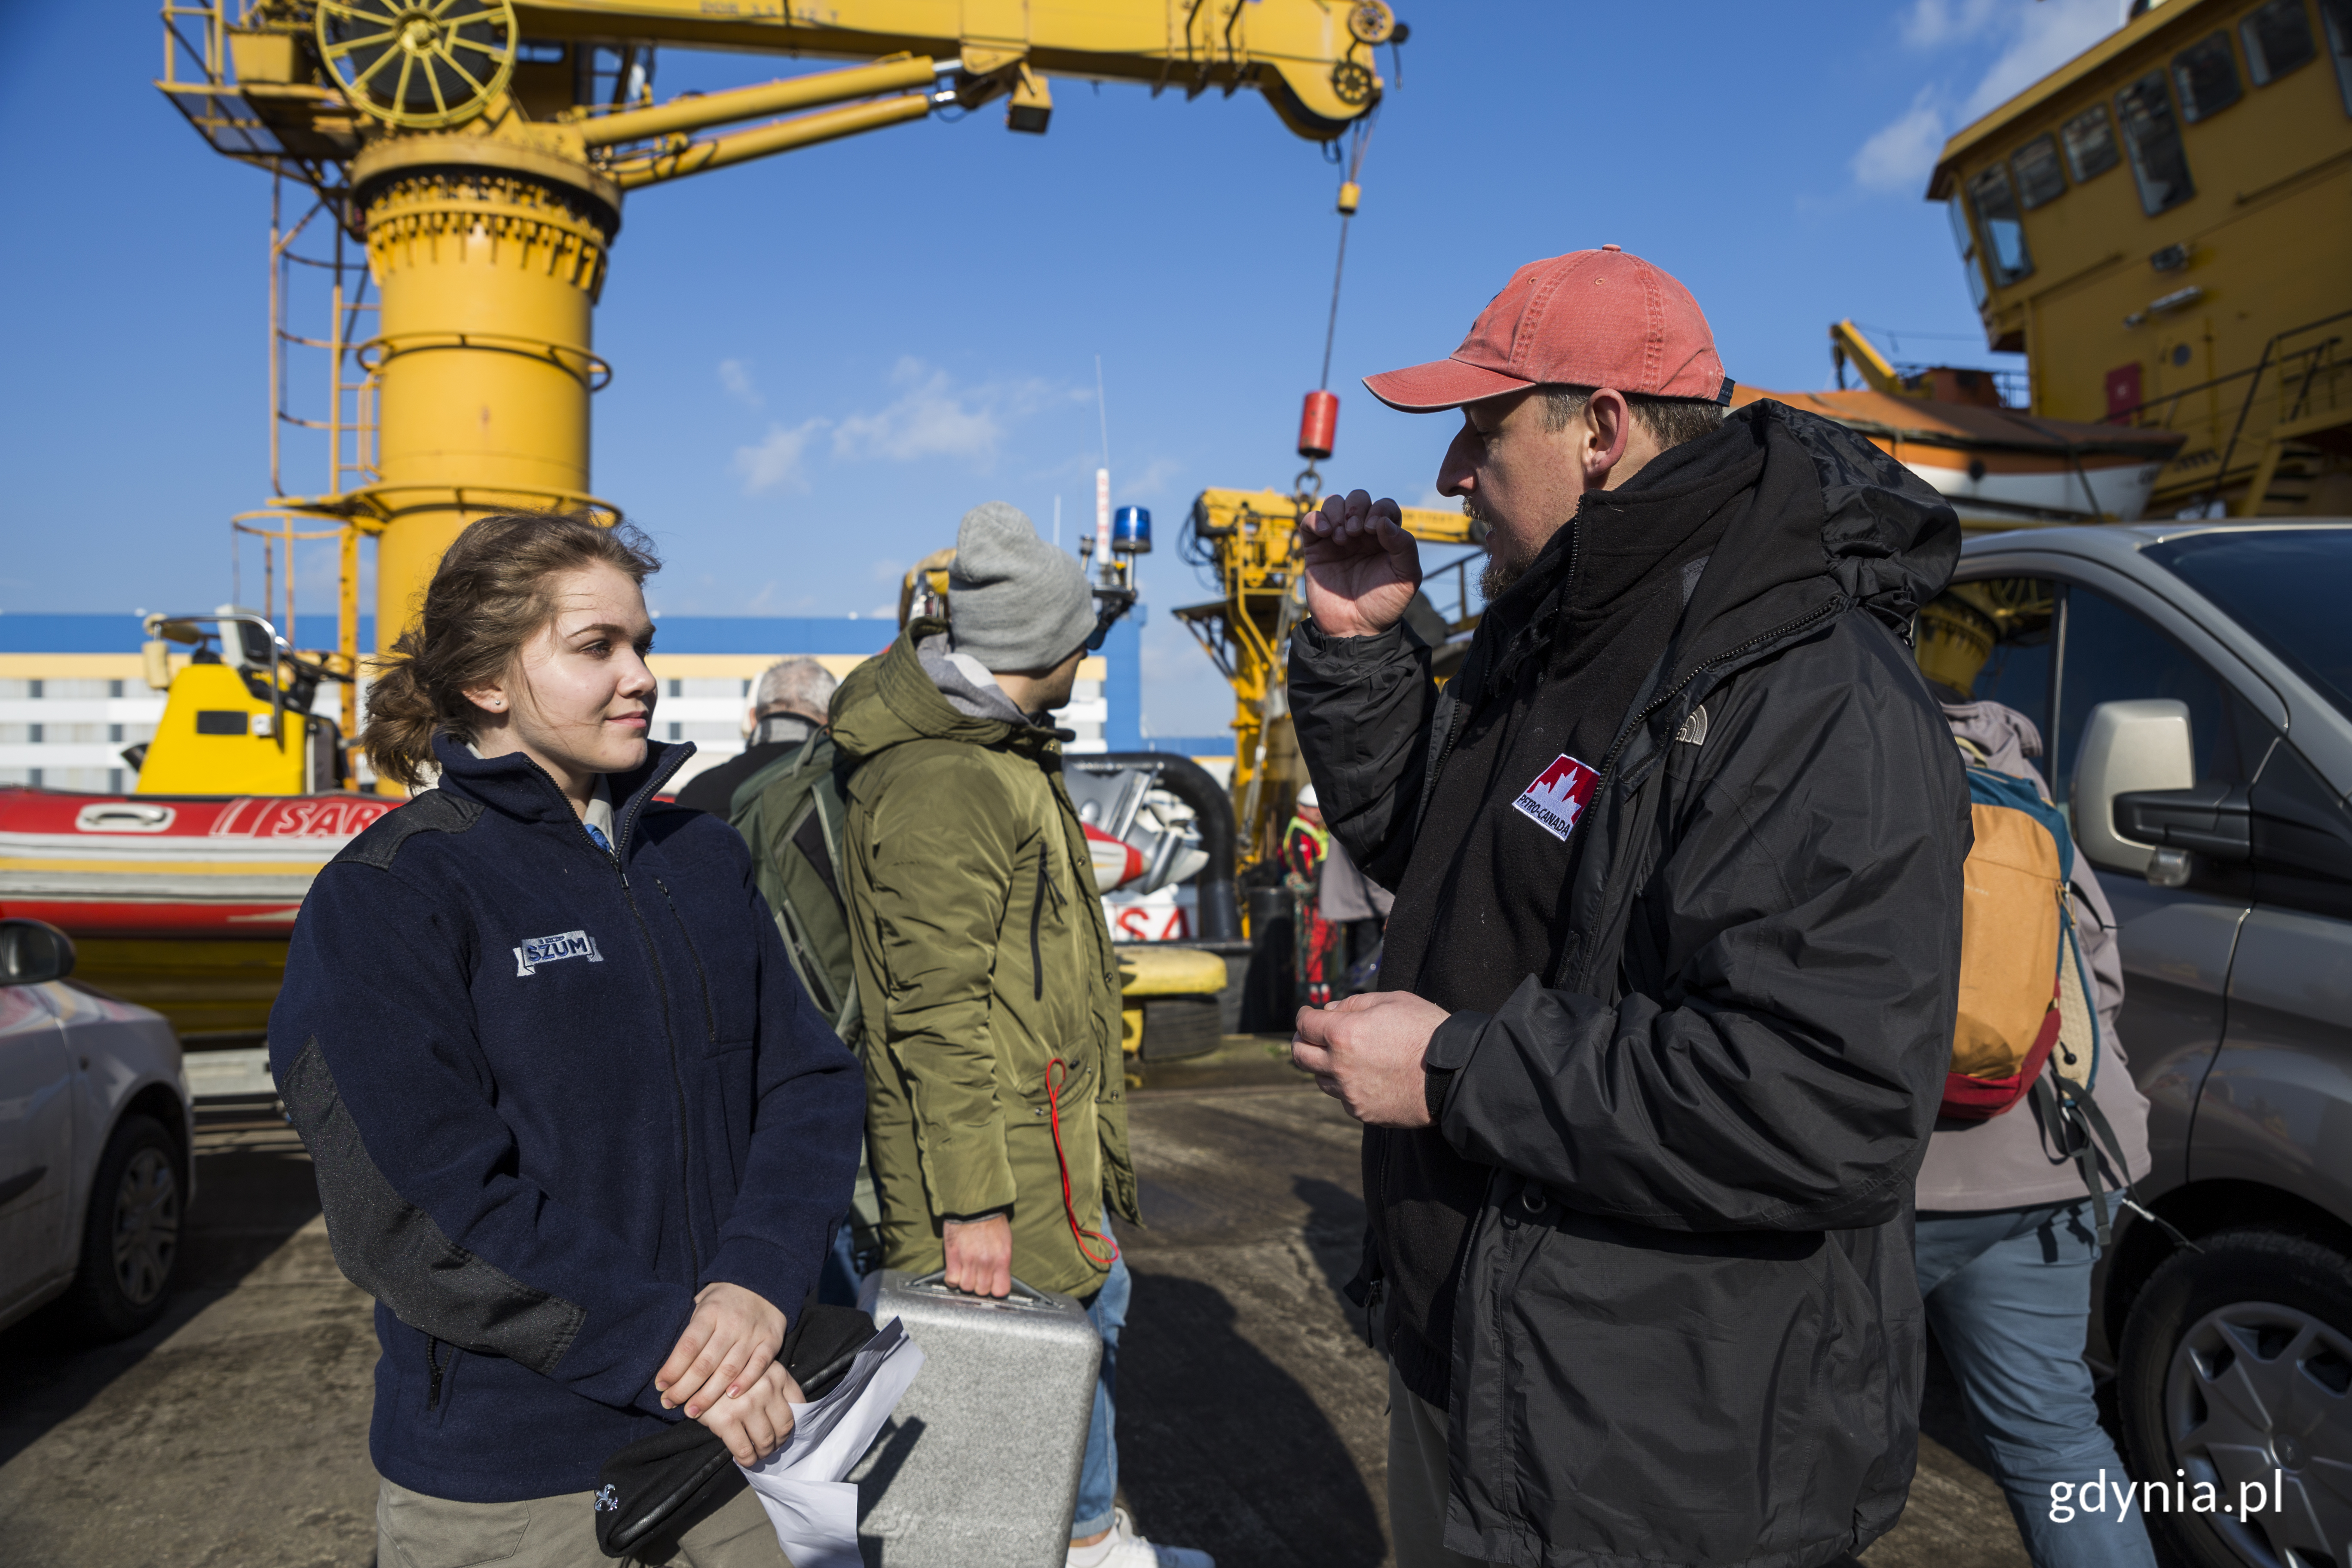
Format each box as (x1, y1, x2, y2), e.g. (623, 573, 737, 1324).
(573, 52, 938, 146)
(1829, 319, 1904, 396)
(514, 0, 1393, 138)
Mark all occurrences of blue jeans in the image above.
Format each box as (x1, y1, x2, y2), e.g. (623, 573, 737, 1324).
(816, 1215, 863, 1306)
(1072, 1256, 1130, 1542)
(1917, 1200, 2158, 1568)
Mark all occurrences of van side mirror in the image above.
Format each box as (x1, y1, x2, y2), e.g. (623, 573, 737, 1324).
(2072, 700, 2195, 885)
(0, 919, 77, 986)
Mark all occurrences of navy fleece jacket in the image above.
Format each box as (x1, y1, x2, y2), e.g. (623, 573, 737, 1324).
(268, 736, 862, 1502)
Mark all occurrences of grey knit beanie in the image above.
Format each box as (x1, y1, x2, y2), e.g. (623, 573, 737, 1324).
(946, 502, 1098, 673)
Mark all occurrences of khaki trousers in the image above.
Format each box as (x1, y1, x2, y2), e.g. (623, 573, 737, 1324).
(377, 1476, 791, 1568)
(1387, 1362, 1492, 1568)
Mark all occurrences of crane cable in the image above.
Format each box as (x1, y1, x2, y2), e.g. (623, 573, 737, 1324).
(1318, 104, 1380, 393)
(1296, 104, 1379, 502)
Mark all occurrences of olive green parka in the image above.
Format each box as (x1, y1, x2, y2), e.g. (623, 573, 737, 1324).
(830, 622, 1136, 1299)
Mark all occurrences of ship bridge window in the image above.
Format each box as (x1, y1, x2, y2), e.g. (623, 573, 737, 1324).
(1948, 199, 1991, 309)
(2324, 0, 2352, 114)
(2061, 103, 2122, 182)
(2116, 71, 2196, 214)
(2242, 0, 2317, 83)
(2011, 135, 2067, 208)
(1967, 164, 2034, 285)
(2173, 32, 2245, 121)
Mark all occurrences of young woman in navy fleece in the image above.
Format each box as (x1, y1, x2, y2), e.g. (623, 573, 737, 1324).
(269, 511, 861, 1566)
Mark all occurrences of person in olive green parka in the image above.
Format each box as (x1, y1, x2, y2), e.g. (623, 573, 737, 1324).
(832, 502, 1213, 1567)
(829, 505, 1137, 1304)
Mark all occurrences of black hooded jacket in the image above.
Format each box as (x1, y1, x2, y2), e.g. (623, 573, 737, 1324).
(1289, 401, 1969, 1568)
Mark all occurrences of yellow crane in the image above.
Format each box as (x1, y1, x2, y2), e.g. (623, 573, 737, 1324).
(152, 0, 1398, 790)
(1175, 487, 1476, 866)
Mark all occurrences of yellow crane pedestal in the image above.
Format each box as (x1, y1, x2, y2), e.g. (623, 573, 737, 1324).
(353, 135, 619, 633)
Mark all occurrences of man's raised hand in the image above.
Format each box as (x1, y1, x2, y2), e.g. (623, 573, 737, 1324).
(1297, 490, 1422, 639)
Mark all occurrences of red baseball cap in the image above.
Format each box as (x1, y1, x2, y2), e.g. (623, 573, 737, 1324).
(1363, 245, 1731, 413)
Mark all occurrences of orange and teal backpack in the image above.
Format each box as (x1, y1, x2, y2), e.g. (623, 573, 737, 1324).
(1943, 750, 2140, 1243)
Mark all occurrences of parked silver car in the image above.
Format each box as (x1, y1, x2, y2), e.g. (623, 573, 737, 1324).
(1951, 521, 2352, 1568)
(0, 919, 193, 1340)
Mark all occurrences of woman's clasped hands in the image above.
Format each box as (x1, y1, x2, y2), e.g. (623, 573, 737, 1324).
(655, 1281, 808, 1465)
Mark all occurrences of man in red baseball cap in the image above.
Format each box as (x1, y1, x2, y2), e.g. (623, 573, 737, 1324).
(1285, 248, 1970, 1568)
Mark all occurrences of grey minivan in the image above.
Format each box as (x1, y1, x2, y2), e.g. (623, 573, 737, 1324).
(1950, 522, 2352, 1568)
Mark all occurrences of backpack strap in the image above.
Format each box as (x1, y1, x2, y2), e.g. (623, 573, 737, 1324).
(727, 733, 862, 1041)
(2029, 1068, 2200, 1254)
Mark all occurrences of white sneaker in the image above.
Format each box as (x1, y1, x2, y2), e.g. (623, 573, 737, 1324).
(1069, 1507, 1215, 1568)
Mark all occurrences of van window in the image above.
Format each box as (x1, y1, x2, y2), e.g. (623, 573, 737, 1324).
(2011, 135, 2067, 208)
(2242, 0, 2318, 83)
(2173, 32, 2245, 120)
(2246, 740, 2352, 921)
(1966, 163, 2034, 284)
(2052, 588, 2267, 812)
(2325, 0, 2352, 113)
(2115, 72, 2196, 214)
(2144, 528, 2352, 722)
(1951, 578, 2056, 744)
(2060, 104, 2121, 183)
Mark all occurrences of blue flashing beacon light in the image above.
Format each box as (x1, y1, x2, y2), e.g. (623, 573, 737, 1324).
(1112, 505, 1152, 555)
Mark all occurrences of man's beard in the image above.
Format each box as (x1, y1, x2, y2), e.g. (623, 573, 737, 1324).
(1470, 496, 1530, 600)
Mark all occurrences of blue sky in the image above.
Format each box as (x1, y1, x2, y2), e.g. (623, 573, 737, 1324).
(0, 0, 2123, 735)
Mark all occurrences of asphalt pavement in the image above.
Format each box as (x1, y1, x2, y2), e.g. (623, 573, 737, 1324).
(0, 1041, 2047, 1567)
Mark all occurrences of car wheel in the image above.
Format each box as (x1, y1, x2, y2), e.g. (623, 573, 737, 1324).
(2117, 1228, 2352, 1568)
(60, 1114, 184, 1341)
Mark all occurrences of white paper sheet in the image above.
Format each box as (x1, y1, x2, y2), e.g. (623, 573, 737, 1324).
(740, 1319, 925, 1568)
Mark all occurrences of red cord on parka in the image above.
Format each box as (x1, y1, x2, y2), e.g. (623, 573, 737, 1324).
(1046, 1057, 1120, 1268)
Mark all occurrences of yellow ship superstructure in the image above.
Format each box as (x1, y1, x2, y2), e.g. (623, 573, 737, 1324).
(1931, 0, 2352, 516)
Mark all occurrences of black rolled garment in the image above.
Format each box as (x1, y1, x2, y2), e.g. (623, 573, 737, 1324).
(1289, 399, 1972, 1568)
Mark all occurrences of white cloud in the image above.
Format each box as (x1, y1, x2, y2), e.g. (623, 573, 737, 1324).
(1118, 456, 1185, 501)
(718, 358, 762, 409)
(734, 418, 825, 494)
(1853, 89, 1948, 193)
(1857, 0, 2122, 193)
(831, 357, 1069, 467)
(1900, 0, 2004, 48)
(729, 358, 1082, 495)
(1961, 0, 2120, 117)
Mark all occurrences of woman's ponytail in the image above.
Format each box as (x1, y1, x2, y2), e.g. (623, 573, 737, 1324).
(358, 511, 661, 790)
(358, 628, 444, 790)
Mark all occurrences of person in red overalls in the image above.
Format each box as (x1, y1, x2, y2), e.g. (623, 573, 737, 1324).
(1281, 784, 1335, 1006)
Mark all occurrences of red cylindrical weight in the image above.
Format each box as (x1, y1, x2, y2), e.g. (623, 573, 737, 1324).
(1297, 389, 1339, 460)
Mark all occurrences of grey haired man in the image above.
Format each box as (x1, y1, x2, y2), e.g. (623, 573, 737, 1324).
(676, 656, 838, 815)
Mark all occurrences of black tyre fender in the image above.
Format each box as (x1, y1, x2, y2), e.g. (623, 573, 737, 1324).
(58, 1113, 184, 1341)
(2116, 1227, 2352, 1568)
